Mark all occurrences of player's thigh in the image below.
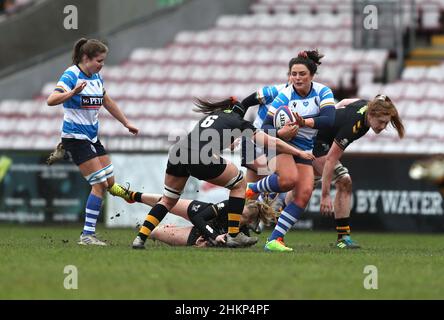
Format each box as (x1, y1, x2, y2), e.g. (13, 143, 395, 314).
(169, 199, 193, 220)
(162, 173, 189, 207)
(206, 161, 244, 189)
(78, 157, 105, 177)
(273, 153, 298, 177)
(292, 163, 314, 205)
(97, 154, 115, 185)
(312, 155, 326, 177)
(151, 225, 193, 246)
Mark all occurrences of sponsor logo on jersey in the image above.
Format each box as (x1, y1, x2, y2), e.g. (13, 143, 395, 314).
(81, 96, 103, 109)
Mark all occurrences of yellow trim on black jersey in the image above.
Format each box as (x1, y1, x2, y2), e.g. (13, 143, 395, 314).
(352, 120, 362, 134)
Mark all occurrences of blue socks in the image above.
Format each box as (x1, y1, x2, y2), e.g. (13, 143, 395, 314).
(250, 174, 282, 193)
(269, 202, 304, 240)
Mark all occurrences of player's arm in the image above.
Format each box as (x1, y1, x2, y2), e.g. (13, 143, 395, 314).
(241, 91, 261, 108)
(188, 203, 224, 242)
(103, 93, 139, 135)
(134, 196, 222, 242)
(297, 105, 335, 129)
(241, 85, 280, 108)
(296, 86, 336, 129)
(320, 142, 344, 215)
(253, 130, 315, 160)
(262, 93, 297, 140)
(47, 81, 86, 106)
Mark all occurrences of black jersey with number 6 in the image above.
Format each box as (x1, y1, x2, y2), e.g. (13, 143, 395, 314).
(313, 100, 370, 157)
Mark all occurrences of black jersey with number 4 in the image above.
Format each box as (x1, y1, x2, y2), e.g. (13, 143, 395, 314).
(314, 100, 370, 157)
(178, 110, 257, 153)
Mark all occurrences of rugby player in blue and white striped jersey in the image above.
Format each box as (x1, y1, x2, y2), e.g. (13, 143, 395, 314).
(47, 38, 138, 246)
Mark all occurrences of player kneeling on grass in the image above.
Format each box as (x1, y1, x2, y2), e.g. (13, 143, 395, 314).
(110, 188, 276, 247)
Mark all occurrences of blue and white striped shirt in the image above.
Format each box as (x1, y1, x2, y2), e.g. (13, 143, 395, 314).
(253, 83, 288, 128)
(54, 65, 105, 142)
(265, 81, 335, 151)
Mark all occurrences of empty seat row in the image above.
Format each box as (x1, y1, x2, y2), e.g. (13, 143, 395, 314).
(215, 13, 352, 29)
(128, 46, 387, 74)
(174, 28, 353, 47)
(401, 64, 444, 83)
(358, 81, 444, 102)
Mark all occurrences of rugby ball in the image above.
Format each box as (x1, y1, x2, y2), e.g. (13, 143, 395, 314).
(273, 106, 296, 130)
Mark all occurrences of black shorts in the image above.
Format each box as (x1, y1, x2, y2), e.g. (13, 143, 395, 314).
(271, 146, 313, 166)
(292, 155, 313, 166)
(186, 226, 201, 246)
(62, 138, 107, 166)
(166, 158, 227, 180)
(313, 139, 332, 158)
(240, 136, 266, 169)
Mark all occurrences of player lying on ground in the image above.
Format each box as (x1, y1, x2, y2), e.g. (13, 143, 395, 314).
(111, 187, 276, 247)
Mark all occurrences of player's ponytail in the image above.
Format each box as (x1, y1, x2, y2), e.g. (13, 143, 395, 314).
(288, 49, 324, 75)
(245, 200, 277, 227)
(72, 38, 108, 65)
(72, 38, 88, 64)
(193, 96, 240, 115)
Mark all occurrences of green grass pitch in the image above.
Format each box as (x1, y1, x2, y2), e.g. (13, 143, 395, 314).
(1, 225, 444, 299)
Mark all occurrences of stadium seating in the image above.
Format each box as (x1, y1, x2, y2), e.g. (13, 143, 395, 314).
(0, 0, 443, 153)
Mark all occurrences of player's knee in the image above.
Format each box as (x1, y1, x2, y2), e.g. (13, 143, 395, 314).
(92, 181, 108, 195)
(233, 175, 246, 191)
(336, 175, 352, 193)
(225, 170, 245, 190)
(279, 174, 297, 191)
(160, 196, 178, 211)
(294, 185, 312, 205)
(150, 227, 160, 240)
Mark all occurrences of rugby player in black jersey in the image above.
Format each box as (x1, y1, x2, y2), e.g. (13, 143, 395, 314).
(111, 191, 276, 247)
(312, 94, 405, 248)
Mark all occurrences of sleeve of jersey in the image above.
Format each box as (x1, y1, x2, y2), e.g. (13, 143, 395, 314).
(333, 127, 356, 150)
(54, 71, 77, 93)
(262, 93, 289, 130)
(188, 202, 219, 240)
(258, 85, 279, 105)
(241, 119, 258, 138)
(313, 86, 336, 129)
